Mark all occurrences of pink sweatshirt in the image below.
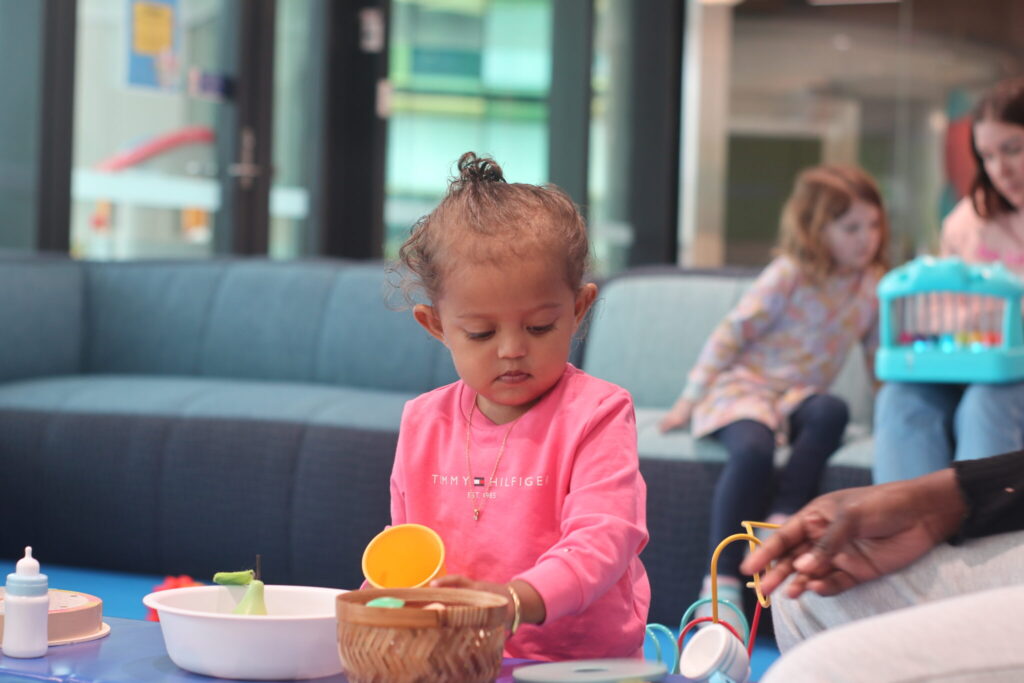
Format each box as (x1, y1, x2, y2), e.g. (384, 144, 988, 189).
(390, 364, 650, 661)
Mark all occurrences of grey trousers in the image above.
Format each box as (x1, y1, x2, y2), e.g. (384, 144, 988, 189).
(762, 531, 1024, 682)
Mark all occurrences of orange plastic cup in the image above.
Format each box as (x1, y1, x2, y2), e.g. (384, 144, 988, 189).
(361, 524, 447, 589)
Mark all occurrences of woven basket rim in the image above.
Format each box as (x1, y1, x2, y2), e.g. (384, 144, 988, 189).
(338, 587, 508, 629)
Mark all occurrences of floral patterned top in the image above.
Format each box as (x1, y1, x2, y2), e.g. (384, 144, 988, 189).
(681, 255, 881, 440)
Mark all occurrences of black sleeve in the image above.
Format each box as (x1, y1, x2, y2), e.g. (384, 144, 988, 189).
(951, 450, 1024, 540)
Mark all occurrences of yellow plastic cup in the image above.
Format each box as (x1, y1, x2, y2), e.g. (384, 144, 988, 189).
(361, 523, 447, 589)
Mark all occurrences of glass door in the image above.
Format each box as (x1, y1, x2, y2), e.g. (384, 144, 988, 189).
(269, 0, 317, 259)
(383, 0, 554, 259)
(70, 0, 281, 260)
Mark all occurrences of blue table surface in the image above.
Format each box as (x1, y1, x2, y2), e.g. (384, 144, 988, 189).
(0, 617, 694, 682)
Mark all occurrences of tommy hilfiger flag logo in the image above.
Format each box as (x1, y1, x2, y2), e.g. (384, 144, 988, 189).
(473, 477, 485, 486)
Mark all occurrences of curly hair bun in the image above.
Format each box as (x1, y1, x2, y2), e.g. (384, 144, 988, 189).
(457, 152, 506, 184)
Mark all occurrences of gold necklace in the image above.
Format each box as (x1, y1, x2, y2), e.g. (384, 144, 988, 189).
(464, 400, 517, 521)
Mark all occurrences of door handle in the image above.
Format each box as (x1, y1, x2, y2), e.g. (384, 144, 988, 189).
(228, 126, 262, 190)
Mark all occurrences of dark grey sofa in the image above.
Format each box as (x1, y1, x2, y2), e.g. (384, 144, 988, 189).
(0, 258, 873, 626)
(0, 258, 456, 591)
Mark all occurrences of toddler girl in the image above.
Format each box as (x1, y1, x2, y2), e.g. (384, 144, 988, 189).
(390, 152, 650, 661)
(660, 165, 889, 635)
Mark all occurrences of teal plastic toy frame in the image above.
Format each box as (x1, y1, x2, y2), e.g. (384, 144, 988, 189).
(876, 256, 1024, 383)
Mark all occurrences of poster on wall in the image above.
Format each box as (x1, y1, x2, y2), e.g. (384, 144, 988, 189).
(125, 0, 182, 92)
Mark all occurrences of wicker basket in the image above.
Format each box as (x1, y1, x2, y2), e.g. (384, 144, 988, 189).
(337, 587, 508, 683)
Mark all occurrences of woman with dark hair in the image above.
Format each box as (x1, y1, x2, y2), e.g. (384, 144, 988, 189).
(874, 77, 1024, 484)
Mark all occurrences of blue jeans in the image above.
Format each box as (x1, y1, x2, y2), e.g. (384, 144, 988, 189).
(873, 381, 1024, 483)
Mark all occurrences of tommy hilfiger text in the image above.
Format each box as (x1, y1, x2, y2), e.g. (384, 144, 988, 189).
(431, 474, 550, 488)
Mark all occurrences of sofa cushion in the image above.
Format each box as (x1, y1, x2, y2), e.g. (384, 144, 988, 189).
(0, 260, 83, 382)
(585, 270, 752, 409)
(584, 268, 876, 427)
(634, 407, 874, 468)
(85, 261, 229, 375)
(0, 376, 415, 432)
(83, 260, 457, 393)
(198, 262, 340, 381)
(86, 260, 345, 382)
(312, 264, 458, 392)
(0, 406, 396, 588)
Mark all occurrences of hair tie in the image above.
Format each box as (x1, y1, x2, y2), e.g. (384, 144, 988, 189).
(457, 152, 506, 184)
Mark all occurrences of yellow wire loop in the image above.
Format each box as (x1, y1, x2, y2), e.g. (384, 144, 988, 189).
(741, 520, 779, 608)
(707, 521, 783, 623)
(708, 533, 760, 624)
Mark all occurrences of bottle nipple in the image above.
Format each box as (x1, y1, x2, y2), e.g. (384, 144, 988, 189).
(15, 547, 40, 576)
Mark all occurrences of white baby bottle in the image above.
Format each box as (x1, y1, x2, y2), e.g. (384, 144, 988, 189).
(2, 547, 50, 658)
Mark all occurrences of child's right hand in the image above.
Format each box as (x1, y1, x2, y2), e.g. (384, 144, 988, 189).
(659, 398, 694, 432)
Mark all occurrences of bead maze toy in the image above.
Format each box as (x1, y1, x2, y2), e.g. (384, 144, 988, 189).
(876, 256, 1024, 383)
(644, 520, 779, 683)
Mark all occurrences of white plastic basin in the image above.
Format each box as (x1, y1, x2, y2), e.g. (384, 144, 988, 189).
(143, 585, 345, 680)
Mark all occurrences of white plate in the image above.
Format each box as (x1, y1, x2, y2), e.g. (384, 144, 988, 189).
(513, 658, 668, 683)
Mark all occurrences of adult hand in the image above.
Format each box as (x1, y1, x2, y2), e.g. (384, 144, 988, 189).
(659, 398, 694, 432)
(740, 469, 966, 599)
(430, 575, 545, 627)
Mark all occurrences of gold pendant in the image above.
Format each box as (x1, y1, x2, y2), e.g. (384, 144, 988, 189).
(473, 509, 480, 521)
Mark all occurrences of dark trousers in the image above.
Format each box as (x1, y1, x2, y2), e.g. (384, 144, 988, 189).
(707, 393, 849, 579)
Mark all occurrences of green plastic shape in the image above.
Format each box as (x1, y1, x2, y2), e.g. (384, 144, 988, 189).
(232, 579, 268, 615)
(213, 569, 255, 585)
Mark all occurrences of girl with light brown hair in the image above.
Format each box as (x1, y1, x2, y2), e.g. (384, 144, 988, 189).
(660, 164, 890, 636)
